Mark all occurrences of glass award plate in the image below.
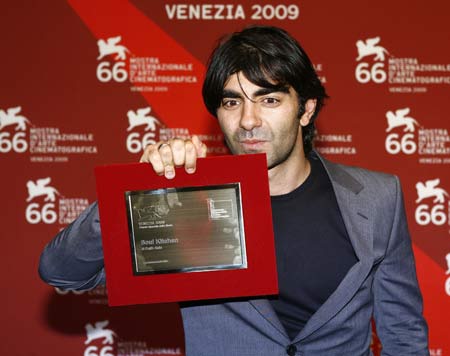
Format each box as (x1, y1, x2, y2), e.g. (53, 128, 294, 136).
(125, 184, 247, 275)
(95, 154, 278, 306)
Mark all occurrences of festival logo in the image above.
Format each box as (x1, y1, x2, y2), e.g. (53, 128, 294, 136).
(384, 107, 450, 164)
(97, 36, 130, 61)
(95, 35, 197, 93)
(25, 177, 90, 225)
(1, 106, 98, 162)
(25, 178, 59, 224)
(355, 37, 388, 84)
(86, 320, 116, 345)
(125, 106, 160, 154)
(27, 177, 60, 203)
(414, 178, 449, 227)
(0, 106, 30, 131)
(386, 108, 419, 133)
(355, 36, 450, 92)
(82, 318, 183, 356)
(385, 108, 419, 155)
(96, 36, 129, 84)
(0, 106, 30, 153)
(356, 37, 389, 62)
(124, 106, 192, 154)
(127, 107, 161, 132)
(84, 320, 116, 356)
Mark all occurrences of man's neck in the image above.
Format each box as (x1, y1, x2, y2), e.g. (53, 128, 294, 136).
(268, 152, 311, 196)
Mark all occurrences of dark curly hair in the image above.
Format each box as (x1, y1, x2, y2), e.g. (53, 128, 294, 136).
(202, 25, 328, 154)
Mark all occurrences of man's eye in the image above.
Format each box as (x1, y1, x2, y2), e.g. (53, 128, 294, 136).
(222, 99, 240, 108)
(261, 97, 280, 106)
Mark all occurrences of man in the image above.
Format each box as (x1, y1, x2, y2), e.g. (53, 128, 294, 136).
(39, 26, 429, 355)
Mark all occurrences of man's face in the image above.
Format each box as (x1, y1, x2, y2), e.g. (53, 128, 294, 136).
(217, 72, 311, 170)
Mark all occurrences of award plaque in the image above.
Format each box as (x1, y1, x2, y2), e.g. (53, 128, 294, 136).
(125, 184, 247, 275)
(95, 154, 278, 306)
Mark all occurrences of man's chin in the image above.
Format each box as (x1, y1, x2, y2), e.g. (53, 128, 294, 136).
(239, 148, 266, 155)
(228, 143, 268, 156)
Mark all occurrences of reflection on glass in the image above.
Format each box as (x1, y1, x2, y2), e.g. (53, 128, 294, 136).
(125, 183, 247, 275)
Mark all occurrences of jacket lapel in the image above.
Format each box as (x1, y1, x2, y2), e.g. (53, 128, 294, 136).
(294, 154, 375, 342)
(225, 299, 290, 344)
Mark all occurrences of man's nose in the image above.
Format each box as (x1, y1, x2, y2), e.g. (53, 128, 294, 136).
(239, 102, 262, 131)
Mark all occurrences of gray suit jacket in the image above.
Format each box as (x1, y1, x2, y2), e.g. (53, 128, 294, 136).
(39, 154, 429, 356)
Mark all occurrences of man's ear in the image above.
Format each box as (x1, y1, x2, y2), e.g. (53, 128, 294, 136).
(299, 99, 317, 126)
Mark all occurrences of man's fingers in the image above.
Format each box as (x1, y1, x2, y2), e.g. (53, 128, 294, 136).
(141, 136, 207, 178)
(159, 143, 175, 179)
(170, 139, 186, 167)
(140, 143, 165, 176)
(184, 140, 197, 173)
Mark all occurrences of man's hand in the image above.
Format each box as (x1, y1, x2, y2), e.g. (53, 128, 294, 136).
(140, 135, 207, 179)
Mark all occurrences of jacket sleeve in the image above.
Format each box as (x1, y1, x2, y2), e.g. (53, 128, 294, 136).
(38, 202, 105, 290)
(373, 176, 429, 355)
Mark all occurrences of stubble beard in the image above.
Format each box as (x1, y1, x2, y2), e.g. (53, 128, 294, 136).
(225, 128, 298, 171)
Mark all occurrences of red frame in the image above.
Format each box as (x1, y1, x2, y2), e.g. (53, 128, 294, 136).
(95, 154, 278, 306)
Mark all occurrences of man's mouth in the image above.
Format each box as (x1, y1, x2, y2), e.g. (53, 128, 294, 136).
(239, 139, 267, 150)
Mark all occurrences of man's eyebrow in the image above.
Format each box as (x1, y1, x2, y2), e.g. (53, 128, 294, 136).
(221, 89, 243, 99)
(221, 86, 290, 99)
(253, 86, 290, 97)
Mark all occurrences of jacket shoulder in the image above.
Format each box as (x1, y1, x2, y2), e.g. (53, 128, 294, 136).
(316, 153, 400, 197)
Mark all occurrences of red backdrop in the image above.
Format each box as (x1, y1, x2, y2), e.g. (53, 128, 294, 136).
(1, 1, 449, 355)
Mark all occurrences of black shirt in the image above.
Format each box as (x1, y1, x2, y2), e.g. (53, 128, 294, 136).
(269, 154, 358, 340)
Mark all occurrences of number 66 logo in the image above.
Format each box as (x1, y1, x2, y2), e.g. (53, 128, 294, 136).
(355, 62, 387, 84)
(0, 132, 28, 153)
(25, 203, 57, 224)
(385, 133, 416, 155)
(96, 62, 128, 83)
(415, 204, 447, 226)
